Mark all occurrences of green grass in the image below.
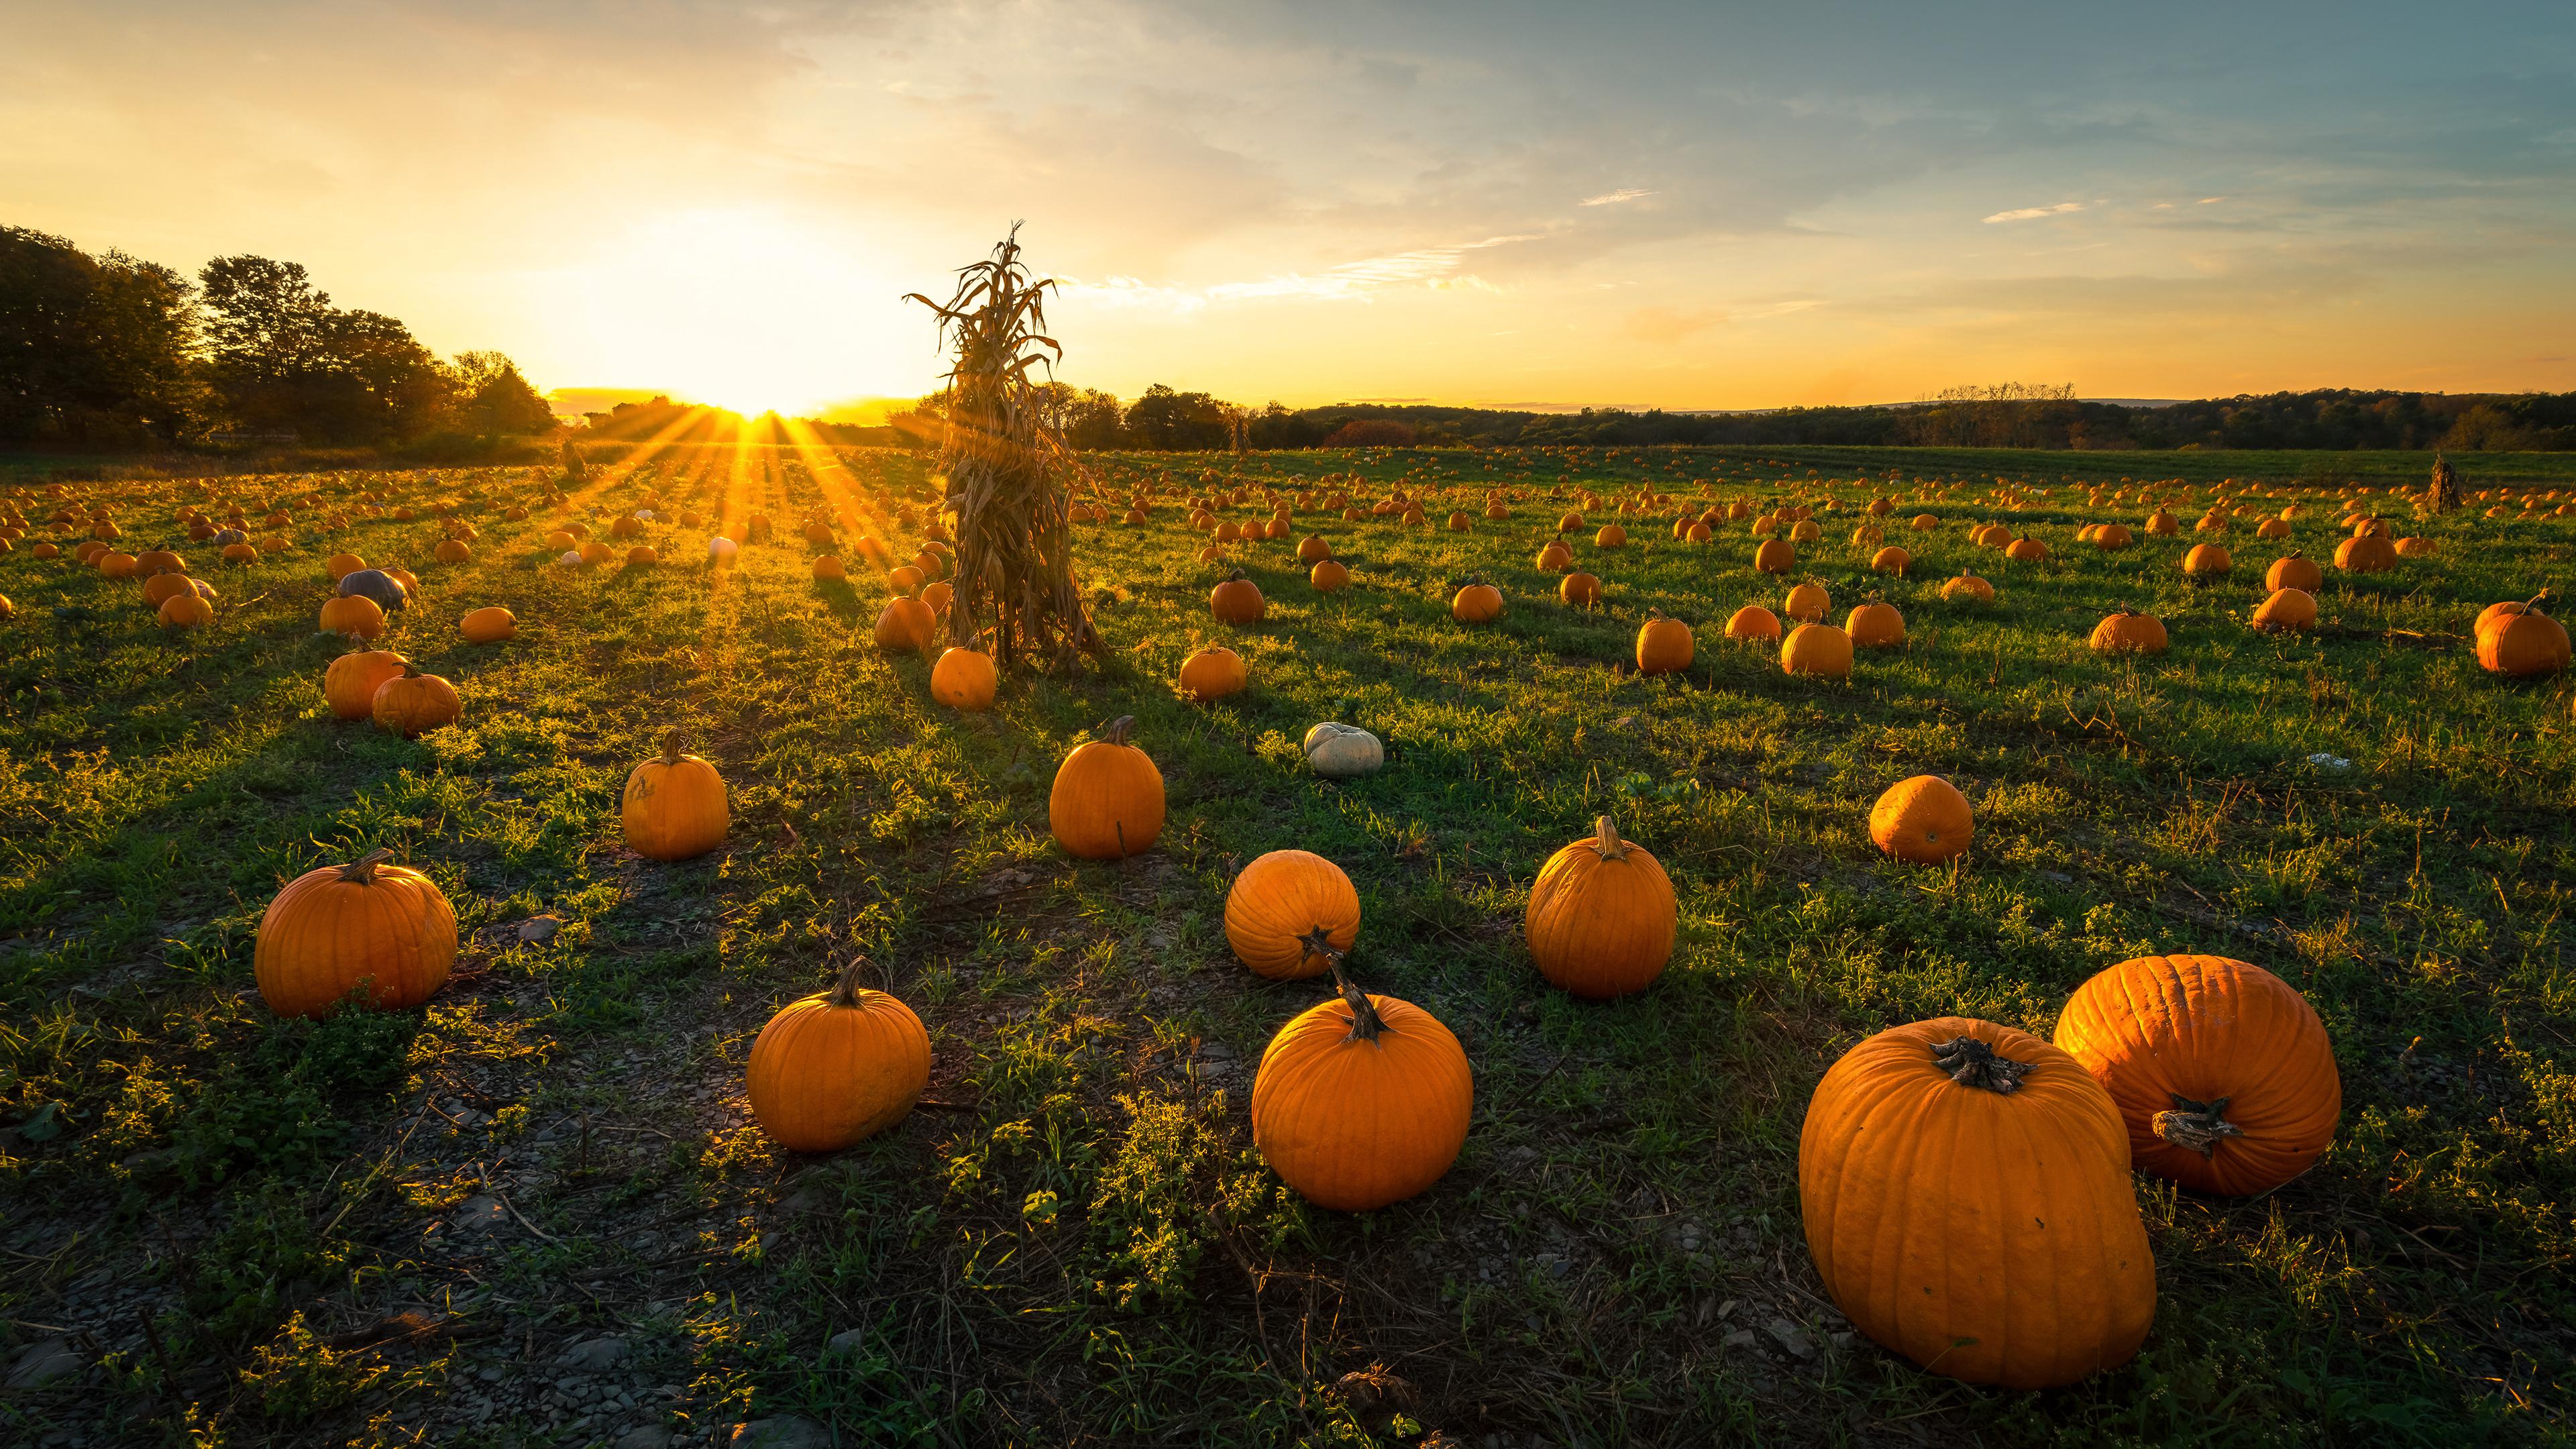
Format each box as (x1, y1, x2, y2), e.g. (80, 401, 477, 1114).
(1, 442, 2571, 1447)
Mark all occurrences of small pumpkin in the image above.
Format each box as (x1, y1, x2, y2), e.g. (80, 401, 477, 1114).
(2265, 553, 2323, 593)
(371, 665, 461, 738)
(1940, 569, 1994, 602)
(1302, 722, 1383, 777)
(745, 961, 932, 1152)
(1845, 601, 1905, 648)
(1525, 814, 1676, 1000)
(621, 730, 729, 861)
(1559, 571, 1603, 606)
(254, 849, 458, 1018)
(1450, 580, 1503, 624)
(1224, 850, 1360, 980)
(2180, 542, 2233, 578)
(1250, 969, 1472, 1212)
(1308, 558, 1350, 592)
(2055, 955, 2339, 1197)
(1049, 716, 1166, 859)
(1724, 604, 1781, 644)
(1870, 545, 1911, 576)
(157, 592, 213, 629)
(2251, 588, 2317, 633)
(930, 645, 998, 710)
(1782, 582, 1828, 623)
(1868, 775, 1972, 863)
(1179, 646, 1250, 702)
(460, 606, 515, 643)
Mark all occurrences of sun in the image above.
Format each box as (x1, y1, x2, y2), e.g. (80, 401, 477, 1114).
(547, 207, 927, 417)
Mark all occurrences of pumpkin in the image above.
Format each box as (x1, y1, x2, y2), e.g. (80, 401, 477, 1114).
(435, 538, 471, 564)
(460, 606, 515, 643)
(1302, 722, 1383, 777)
(371, 665, 461, 737)
(1525, 814, 1676, 1000)
(319, 594, 386, 639)
(1534, 539, 1574, 572)
(2251, 588, 2316, 633)
(2090, 607, 2168, 655)
(2055, 955, 2340, 1197)
(2004, 535, 2049, 562)
(1782, 582, 1828, 623)
(621, 730, 729, 861)
(1049, 716, 1165, 859)
(1724, 604, 1782, 644)
(708, 536, 739, 566)
(2265, 553, 2323, 592)
(325, 551, 366, 582)
(1451, 582, 1503, 624)
(1754, 537, 1796, 574)
(1593, 523, 1627, 549)
(745, 961, 932, 1152)
(1250, 973, 1472, 1212)
(1559, 571, 1602, 606)
(930, 645, 998, 710)
(338, 568, 407, 610)
(254, 849, 458, 1018)
(1845, 601, 1905, 648)
(812, 554, 847, 582)
(1868, 775, 1973, 863)
(1634, 612, 1693, 675)
(1224, 849, 1360, 980)
(1179, 646, 1250, 702)
(874, 593, 936, 653)
(2393, 535, 2434, 557)
(1870, 545, 1911, 576)
(1799, 1016, 2154, 1388)
(142, 571, 198, 607)
(1297, 535, 1332, 564)
(1308, 558, 1350, 592)
(1940, 570, 1994, 602)
(325, 647, 409, 719)
(2180, 543, 2232, 578)
(2476, 598, 2569, 677)
(1780, 621, 1852, 677)
(1211, 569, 1266, 624)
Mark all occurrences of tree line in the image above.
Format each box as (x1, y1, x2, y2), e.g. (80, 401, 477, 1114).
(1, 225, 555, 451)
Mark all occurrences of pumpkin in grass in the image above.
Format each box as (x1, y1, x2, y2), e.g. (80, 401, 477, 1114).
(325, 551, 365, 582)
(621, 730, 729, 860)
(1451, 581, 1503, 624)
(157, 592, 214, 629)
(319, 594, 386, 639)
(1179, 645, 1250, 702)
(460, 606, 515, 643)
(746, 961, 932, 1152)
(930, 645, 998, 710)
(1782, 582, 1828, 623)
(2334, 532, 2397, 574)
(2054, 955, 2339, 1197)
(920, 580, 953, 614)
(339, 568, 407, 610)
(1297, 535, 1332, 564)
(1593, 523, 1627, 549)
(1870, 545, 1911, 576)
(2476, 596, 2570, 677)
(325, 647, 409, 719)
(1634, 612, 1693, 675)
(625, 545, 657, 566)
(1525, 814, 1676, 1000)
(1725, 604, 1782, 644)
(1049, 715, 1165, 859)
(1224, 850, 1360, 980)
(2180, 542, 2233, 578)
(142, 570, 197, 607)
(435, 538, 471, 564)
(1302, 722, 1383, 777)
(2090, 607, 2168, 655)
(2004, 534, 2049, 562)
(1250, 970, 1472, 1212)
(2265, 553, 2323, 592)
(1534, 539, 1574, 572)
(874, 592, 936, 653)
(254, 849, 458, 1018)
(1844, 601, 1905, 648)
(1869, 775, 1973, 863)
(1308, 557, 1350, 592)
(1940, 570, 1994, 602)
(371, 665, 461, 737)
(812, 554, 847, 582)
(1754, 537, 1796, 574)
(2251, 588, 2317, 633)
(1799, 1016, 2154, 1389)
(1211, 569, 1266, 625)
(1559, 571, 1603, 606)
(1781, 622, 1852, 678)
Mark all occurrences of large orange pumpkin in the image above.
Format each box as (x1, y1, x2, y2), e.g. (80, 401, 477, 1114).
(1250, 977, 1472, 1212)
(1224, 850, 1360, 980)
(254, 849, 458, 1018)
(1211, 570, 1266, 624)
(1724, 605, 1781, 644)
(460, 606, 515, 643)
(874, 594, 936, 653)
(1780, 622, 1852, 678)
(745, 963, 932, 1152)
(2090, 607, 2167, 655)
(930, 645, 998, 710)
(1634, 612, 1693, 675)
(1868, 775, 1972, 863)
(1049, 716, 1165, 859)
(2476, 598, 2570, 677)
(622, 731, 729, 861)
(1799, 1017, 2155, 1388)
(319, 594, 386, 639)
(324, 647, 408, 720)
(1525, 815, 1675, 1000)
(2265, 553, 2323, 592)
(1451, 582, 1503, 624)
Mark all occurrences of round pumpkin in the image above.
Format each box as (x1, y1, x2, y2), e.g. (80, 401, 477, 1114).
(1940, 570, 1994, 602)
(1782, 582, 1828, 623)
(1525, 815, 1676, 1000)
(874, 594, 936, 653)
(1451, 582, 1503, 624)
(2180, 543, 2233, 578)
(1179, 646, 1250, 702)
(1559, 571, 1603, 607)
(2251, 588, 2317, 633)
(930, 646, 998, 710)
(460, 606, 515, 643)
(2090, 608, 2168, 655)
(1845, 601, 1905, 648)
(2055, 955, 2340, 1197)
(2334, 533, 2396, 574)
(1250, 979, 1472, 1212)
(1869, 775, 1973, 863)
(746, 963, 932, 1152)
(622, 730, 729, 861)
(2477, 600, 2569, 677)
(1224, 850, 1360, 980)
(1049, 716, 1165, 860)
(1799, 1016, 2154, 1388)
(1780, 622, 1852, 678)
(1302, 722, 1383, 777)
(319, 594, 386, 639)
(1634, 612, 1693, 675)
(1309, 558, 1350, 592)
(371, 665, 461, 738)
(1754, 537, 1796, 574)
(254, 849, 458, 1018)
(1724, 605, 1781, 644)
(2265, 553, 2323, 593)
(1211, 570, 1266, 625)
(325, 647, 409, 720)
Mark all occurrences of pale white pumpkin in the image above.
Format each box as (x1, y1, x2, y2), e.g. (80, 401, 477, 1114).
(1302, 722, 1383, 778)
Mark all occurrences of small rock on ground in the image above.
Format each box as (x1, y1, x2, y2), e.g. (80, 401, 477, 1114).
(6, 1338, 83, 1389)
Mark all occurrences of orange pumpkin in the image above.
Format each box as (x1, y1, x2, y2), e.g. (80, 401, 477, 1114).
(1211, 569, 1266, 625)
(2090, 608, 2168, 655)
(1049, 716, 1165, 859)
(1250, 977, 1471, 1212)
(1724, 604, 1782, 644)
(1780, 622, 1852, 678)
(319, 594, 386, 640)
(1844, 601, 1905, 648)
(1868, 775, 1973, 863)
(254, 849, 458, 1018)
(2265, 553, 2323, 593)
(460, 606, 515, 643)
(1559, 571, 1602, 606)
(621, 731, 729, 861)
(371, 665, 461, 737)
(1224, 850, 1360, 980)
(874, 594, 936, 653)
(930, 645, 998, 710)
(1178, 645, 1250, 702)
(1450, 582, 1503, 624)
(1633, 612, 1693, 675)
(745, 962, 932, 1152)
(1525, 815, 1676, 1000)
(2476, 598, 2569, 677)
(2251, 588, 2316, 633)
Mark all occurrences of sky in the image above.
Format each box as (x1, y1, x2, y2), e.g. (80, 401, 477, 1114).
(7, 1, 2575, 416)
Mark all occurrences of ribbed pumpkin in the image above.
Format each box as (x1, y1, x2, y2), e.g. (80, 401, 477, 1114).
(1845, 601, 1905, 648)
(1179, 646, 1249, 702)
(319, 594, 386, 639)
(371, 665, 461, 737)
(2251, 588, 2317, 633)
(1525, 815, 1676, 1000)
(1940, 570, 1994, 602)
(1780, 622, 1852, 678)
(930, 645, 998, 710)
(622, 730, 729, 861)
(460, 606, 515, 643)
(1870, 545, 1911, 576)
(2265, 553, 2323, 592)
(745, 961, 932, 1152)
(2054, 955, 2340, 1197)
(2333, 533, 2396, 574)
(2180, 543, 2233, 577)
(1450, 581, 1503, 623)
(2090, 607, 2168, 655)
(1559, 571, 1603, 606)
(324, 647, 408, 720)
(1724, 604, 1781, 643)
(1302, 722, 1383, 777)
(1634, 612, 1693, 675)
(1868, 775, 1973, 863)
(2475, 597, 2569, 677)
(1799, 1017, 2155, 1388)
(1211, 569, 1266, 624)
(1250, 973, 1472, 1212)
(254, 849, 458, 1018)
(1224, 850, 1360, 980)
(1049, 716, 1165, 859)
(1754, 537, 1796, 574)
(1782, 582, 1828, 623)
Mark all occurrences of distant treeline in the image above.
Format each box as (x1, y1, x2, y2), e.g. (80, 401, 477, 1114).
(1, 225, 555, 451)
(861, 379, 2576, 453)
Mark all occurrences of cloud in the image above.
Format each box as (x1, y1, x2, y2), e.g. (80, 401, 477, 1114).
(1060, 233, 1541, 311)
(1982, 201, 2088, 223)
(1579, 188, 1656, 207)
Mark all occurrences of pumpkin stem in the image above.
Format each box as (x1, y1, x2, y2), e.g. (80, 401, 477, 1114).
(825, 958, 870, 1009)
(1296, 926, 1347, 971)
(2151, 1094, 2245, 1157)
(1103, 715, 1136, 748)
(661, 729, 684, 767)
(1591, 814, 1629, 861)
(337, 847, 396, 883)
(1929, 1036, 2032, 1094)
(1329, 960, 1389, 1044)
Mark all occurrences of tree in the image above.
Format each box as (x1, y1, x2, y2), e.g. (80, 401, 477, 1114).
(0, 226, 205, 445)
(1063, 388, 1125, 449)
(448, 350, 555, 434)
(1121, 384, 1229, 449)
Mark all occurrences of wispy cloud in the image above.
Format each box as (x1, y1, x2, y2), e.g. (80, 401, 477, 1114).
(1982, 201, 2087, 223)
(1579, 188, 1656, 207)
(1061, 233, 1539, 311)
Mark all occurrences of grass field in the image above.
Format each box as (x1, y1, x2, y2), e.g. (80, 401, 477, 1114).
(3, 441, 2573, 1448)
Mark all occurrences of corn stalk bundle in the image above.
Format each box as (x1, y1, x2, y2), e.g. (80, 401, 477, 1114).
(2424, 450, 2461, 515)
(905, 225, 1099, 670)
